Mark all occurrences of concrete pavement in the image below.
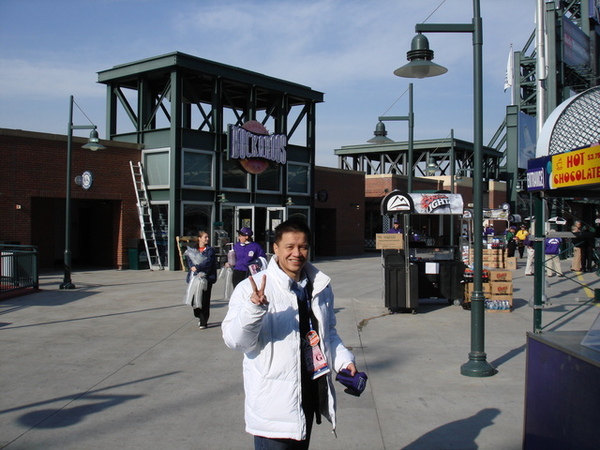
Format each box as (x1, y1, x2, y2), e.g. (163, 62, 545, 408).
(1, 254, 599, 449)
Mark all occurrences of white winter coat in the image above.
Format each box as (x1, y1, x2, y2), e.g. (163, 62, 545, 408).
(222, 257, 355, 440)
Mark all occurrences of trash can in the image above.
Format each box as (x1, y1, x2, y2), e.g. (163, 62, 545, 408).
(440, 260, 466, 303)
(384, 250, 418, 312)
(128, 239, 149, 270)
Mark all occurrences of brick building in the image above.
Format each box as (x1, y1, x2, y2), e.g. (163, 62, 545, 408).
(0, 128, 140, 269)
(314, 167, 365, 256)
(0, 127, 368, 269)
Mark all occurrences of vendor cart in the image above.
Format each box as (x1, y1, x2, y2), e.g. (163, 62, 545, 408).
(379, 190, 465, 312)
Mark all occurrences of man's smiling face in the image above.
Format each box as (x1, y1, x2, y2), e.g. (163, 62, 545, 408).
(273, 231, 309, 281)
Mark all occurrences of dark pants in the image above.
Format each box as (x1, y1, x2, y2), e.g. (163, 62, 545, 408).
(192, 283, 213, 326)
(583, 247, 594, 271)
(253, 411, 314, 450)
(507, 240, 516, 258)
(232, 269, 247, 288)
(518, 243, 525, 258)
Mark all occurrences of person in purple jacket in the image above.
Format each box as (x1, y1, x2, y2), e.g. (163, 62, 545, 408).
(544, 232, 563, 277)
(231, 227, 267, 288)
(387, 220, 402, 234)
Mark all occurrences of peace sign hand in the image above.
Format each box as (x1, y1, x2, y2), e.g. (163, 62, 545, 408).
(249, 274, 268, 305)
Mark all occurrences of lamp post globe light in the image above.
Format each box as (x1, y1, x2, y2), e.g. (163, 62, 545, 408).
(60, 95, 105, 289)
(395, 0, 496, 377)
(367, 121, 394, 145)
(367, 82, 414, 193)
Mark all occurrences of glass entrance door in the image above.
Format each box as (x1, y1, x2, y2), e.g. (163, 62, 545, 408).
(232, 206, 283, 254)
(265, 207, 286, 254)
(235, 206, 266, 251)
(235, 206, 254, 233)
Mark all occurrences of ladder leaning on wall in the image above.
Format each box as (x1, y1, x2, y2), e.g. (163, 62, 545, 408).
(129, 161, 163, 270)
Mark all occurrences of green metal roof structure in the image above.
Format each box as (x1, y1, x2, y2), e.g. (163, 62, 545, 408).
(334, 136, 502, 181)
(97, 52, 324, 270)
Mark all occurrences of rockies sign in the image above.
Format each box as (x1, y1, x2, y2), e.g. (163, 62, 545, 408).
(380, 190, 414, 215)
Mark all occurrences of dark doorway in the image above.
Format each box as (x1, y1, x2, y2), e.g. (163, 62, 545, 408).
(315, 208, 336, 256)
(32, 198, 116, 269)
(76, 200, 114, 267)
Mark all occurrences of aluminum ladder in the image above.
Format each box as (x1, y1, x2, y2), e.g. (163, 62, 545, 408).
(129, 161, 163, 270)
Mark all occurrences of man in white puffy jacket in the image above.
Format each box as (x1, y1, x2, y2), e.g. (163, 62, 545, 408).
(222, 219, 358, 449)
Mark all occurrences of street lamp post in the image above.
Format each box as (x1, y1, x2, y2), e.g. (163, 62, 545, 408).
(60, 95, 105, 289)
(368, 83, 415, 193)
(450, 128, 456, 245)
(395, 0, 496, 377)
(368, 83, 415, 312)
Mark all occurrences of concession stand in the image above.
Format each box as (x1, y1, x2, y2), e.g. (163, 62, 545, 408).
(523, 142, 600, 448)
(378, 190, 465, 312)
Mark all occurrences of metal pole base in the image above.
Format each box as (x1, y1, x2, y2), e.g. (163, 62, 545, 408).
(460, 354, 497, 377)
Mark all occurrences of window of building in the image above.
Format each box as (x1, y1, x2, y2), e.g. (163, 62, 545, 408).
(145, 149, 170, 187)
(182, 203, 213, 237)
(151, 203, 169, 267)
(183, 149, 213, 188)
(222, 157, 249, 190)
(287, 163, 310, 194)
(256, 163, 281, 192)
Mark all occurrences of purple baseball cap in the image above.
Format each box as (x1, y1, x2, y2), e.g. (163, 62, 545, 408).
(336, 368, 368, 396)
(238, 227, 253, 237)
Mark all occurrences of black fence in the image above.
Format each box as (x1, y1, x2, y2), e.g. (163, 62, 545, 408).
(0, 244, 39, 296)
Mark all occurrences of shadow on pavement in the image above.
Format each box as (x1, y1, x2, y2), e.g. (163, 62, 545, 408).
(401, 408, 501, 450)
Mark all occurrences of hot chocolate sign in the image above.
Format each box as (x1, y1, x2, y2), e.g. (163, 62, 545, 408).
(228, 121, 287, 174)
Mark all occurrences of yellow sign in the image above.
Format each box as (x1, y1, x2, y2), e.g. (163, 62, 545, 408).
(375, 233, 404, 250)
(551, 145, 600, 188)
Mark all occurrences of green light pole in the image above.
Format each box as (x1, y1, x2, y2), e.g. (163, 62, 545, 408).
(395, 0, 496, 377)
(368, 83, 415, 310)
(533, 193, 545, 333)
(60, 95, 105, 289)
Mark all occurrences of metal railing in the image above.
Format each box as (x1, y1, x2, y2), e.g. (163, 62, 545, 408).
(0, 244, 39, 295)
(539, 240, 598, 332)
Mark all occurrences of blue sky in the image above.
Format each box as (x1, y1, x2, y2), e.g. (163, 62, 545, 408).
(0, 0, 535, 168)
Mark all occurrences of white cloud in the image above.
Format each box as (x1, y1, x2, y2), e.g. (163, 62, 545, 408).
(0, 58, 103, 100)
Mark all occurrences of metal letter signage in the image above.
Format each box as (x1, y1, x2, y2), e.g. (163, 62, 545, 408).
(526, 155, 550, 191)
(227, 121, 287, 174)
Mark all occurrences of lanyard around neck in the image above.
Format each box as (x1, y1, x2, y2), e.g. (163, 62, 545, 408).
(293, 278, 314, 331)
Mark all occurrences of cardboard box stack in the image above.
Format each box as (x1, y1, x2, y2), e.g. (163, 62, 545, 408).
(486, 269, 513, 312)
(468, 248, 505, 268)
(463, 268, 513, 312)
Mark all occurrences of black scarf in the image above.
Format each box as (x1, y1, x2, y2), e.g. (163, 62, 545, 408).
(294, 278, 327, 425)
